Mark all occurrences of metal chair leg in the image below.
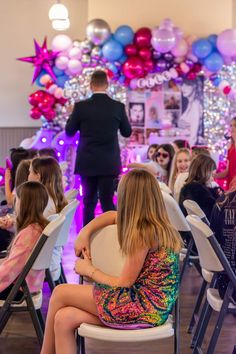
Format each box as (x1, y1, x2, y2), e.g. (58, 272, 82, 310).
(45, 268, 56, 292)
(188, 279, 207, 334)
(0, 307, 11, 334)
(81, 336, 85, 354)
(60, 264, 67, 283)
(180, 238, 194, 283)
(36, 309, 45, 332)
(174, 298, 180, 354)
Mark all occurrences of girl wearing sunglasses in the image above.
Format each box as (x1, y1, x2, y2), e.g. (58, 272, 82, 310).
(128, 144, 175, 185)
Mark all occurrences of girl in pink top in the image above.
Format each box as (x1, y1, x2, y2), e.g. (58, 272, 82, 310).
(215, 117, 236, 189)
(0, 181, 49, 299)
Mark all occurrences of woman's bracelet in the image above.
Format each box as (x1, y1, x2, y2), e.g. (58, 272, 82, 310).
(90, 267, 98, 279)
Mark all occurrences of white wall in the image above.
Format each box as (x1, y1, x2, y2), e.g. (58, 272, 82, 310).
(88, 0, 233, 34)
(0, 0, 88, 127)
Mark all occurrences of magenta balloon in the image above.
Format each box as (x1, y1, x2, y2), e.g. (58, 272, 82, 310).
(217, 29, 236, 57)
(122, 57, 144, 79)
(138, 47, 152, 61)
(134, 27, 152, 48)
(143, 59, 155, 73)
(30, 107, 42, 120)
(44, 109, 56, 121)
(125, 44, 138, 56)
(28, 90, 45, 106)
(151, 28, 176, 53)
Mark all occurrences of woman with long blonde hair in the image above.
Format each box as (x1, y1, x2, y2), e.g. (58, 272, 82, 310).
(40, 169, 182, 354)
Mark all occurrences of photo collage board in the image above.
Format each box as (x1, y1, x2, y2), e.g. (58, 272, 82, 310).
(127, 78, 204, 148)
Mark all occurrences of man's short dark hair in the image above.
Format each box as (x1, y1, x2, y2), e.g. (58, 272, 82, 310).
(91, 70, 108, 87)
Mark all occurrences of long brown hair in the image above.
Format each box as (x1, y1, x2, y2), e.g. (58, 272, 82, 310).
(16, 181, 49, 232)
(31, 157, 67, 213)
(15, 159, 31, 189)
(185, 154, 216, 185)
(117, 169, 182, 255)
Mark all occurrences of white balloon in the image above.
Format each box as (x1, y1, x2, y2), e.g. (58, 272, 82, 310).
(55, 56, 69, 70)
(68, 59, 82, 74)
(51, 34, 72, 52)
(69, 47, 82, 59)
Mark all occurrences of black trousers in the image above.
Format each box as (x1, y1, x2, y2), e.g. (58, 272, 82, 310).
(81, 175, 117, 226)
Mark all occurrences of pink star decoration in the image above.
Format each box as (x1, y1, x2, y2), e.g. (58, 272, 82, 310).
(17, 37, 59, 83)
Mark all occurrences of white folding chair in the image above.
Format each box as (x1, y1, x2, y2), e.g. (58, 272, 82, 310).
(186, 215, 236, 354)
(65, 188, 79, 202)
(183, 199, 212, 333)
(77, 225, 180, 354)
(183, 199, 209, 225)
(161, 191, 199, 282)
(0, 214, 65, 345)
(47, 199, 79, 288)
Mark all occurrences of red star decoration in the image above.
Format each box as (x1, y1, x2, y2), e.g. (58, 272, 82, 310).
(18, 37, 59, 83)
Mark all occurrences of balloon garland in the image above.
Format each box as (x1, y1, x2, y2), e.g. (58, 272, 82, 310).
(18, 18, 236, 125)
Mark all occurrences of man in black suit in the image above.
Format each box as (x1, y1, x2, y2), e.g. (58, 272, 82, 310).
(65, 70, 132, 225)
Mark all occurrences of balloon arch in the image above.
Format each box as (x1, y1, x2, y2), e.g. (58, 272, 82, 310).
(0, 18, 234, 187)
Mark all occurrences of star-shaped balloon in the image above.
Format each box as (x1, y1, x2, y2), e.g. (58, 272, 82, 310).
(18, 37, 59, 83)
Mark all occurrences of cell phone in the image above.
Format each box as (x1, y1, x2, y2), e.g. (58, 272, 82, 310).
(6, 158, 12, 170)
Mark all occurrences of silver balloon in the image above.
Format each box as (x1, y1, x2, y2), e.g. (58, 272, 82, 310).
(80, 39, 93, 54)
(91, 46, 102, 59)
(86, 19, 111, 46)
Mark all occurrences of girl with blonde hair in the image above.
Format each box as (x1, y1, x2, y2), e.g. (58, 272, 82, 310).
(168, 148, 191, 193)
(41, 169, 182, 354)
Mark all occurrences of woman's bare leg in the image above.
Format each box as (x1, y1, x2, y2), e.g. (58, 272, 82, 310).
(54, 306, 102, 354)
(40, 284, 98, 354)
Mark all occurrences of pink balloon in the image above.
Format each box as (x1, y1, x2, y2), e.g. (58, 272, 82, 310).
(217, 29, 236, 57)
(125, 44, 137, 56)
(151, 28, 176, 53)
(51, 34, 72, 52)
(171, 39, 188, 57)
(138, 47, 152, 61)
(30, 107, 42, 119)
(28, 90, 45, 106)
(55, 56, 69, 70)
(134, 27, 152, 48)
(143, 59, 155, 73)
(67, 59, 82, 75)
(122, 57, 144, 79)
(54, 87, 63, 99)
(129, 79, 138, 89)
(44, 109, 56, 121)
(173, 26, 183, 39)
(48, 84, 58, 94)
(39, 74, 51, 85)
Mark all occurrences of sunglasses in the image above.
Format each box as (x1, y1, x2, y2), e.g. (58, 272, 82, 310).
(156, 152, 169, 159)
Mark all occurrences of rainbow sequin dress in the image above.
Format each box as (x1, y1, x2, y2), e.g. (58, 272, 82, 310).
(93, 248, 179, 329)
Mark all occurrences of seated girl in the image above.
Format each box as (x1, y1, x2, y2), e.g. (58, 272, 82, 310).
(168, 148, 191, 197)
(128, 144, 175, 185)
(40, 169, 182, 354)
(0, 181, 48, 299)
(179, 154, 223, 220)
(28, 157, 68, 279)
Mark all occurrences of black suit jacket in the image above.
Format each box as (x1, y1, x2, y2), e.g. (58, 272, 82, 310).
(65, 93, 132, 176)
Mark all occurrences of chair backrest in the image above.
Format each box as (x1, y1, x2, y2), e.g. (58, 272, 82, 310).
(32, 214, 65, 270)
(186, 215, 223, 272)
(183, 199, 209, 225)
(55, 199, 79, 247)
(90, 225, 125, 276)
(158, 181, 172, 194)
(65, 189, 79, 202)
(161, 191, 191, 232)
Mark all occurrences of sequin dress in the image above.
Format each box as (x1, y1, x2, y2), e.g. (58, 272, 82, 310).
(93, 248, 179, 329)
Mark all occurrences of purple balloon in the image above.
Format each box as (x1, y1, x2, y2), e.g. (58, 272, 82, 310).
(174, 77, 183, 85)
(185, 58, 194, 68)
(153, 51, 162, 60)
(164, 52, 174, 61)
(151, 28, 176, 53)
(156, 59, 167, 72)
